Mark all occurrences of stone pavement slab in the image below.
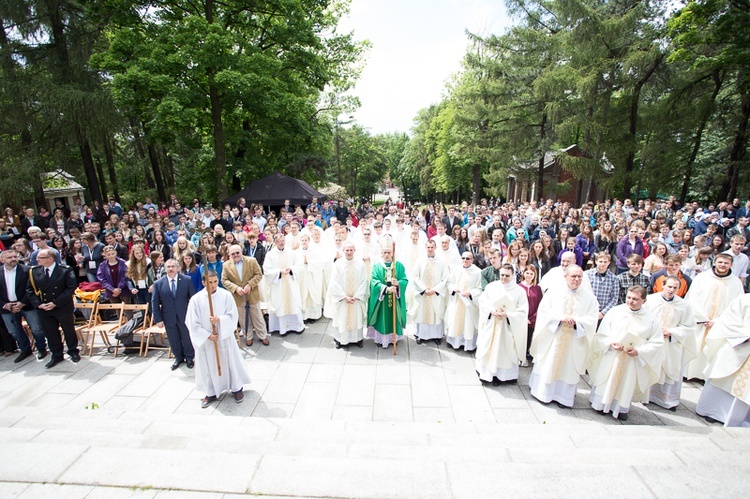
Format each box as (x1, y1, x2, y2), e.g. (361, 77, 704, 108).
(0, 317, 747, 498)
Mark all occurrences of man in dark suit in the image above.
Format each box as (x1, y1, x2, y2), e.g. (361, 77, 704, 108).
(442, 206, 463, 235)
(21, 207, 49, 234)
(25, 248, 79, 368)
(0, 249, 49, 362)
(151, 258, 196, 370)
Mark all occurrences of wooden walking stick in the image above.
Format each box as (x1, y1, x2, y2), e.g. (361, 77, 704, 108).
(392, 240, 398, 356)
(205, 283, 223, 376)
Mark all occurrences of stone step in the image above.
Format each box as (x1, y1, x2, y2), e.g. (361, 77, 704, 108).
(1, 406, 748, 497)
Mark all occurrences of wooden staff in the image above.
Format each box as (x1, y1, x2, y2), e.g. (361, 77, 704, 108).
(392, 240, 398, 356)
(206, 283, 222, 376)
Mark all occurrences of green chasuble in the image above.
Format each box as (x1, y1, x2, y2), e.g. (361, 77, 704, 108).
(367, 261, 408, 335)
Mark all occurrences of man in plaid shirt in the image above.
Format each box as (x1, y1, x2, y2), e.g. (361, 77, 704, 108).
(616, 254, 650, 304)
(585, 252, 619, 322)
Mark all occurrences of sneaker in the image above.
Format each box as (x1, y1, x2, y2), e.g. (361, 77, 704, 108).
(201, 395, 217, 408)
(520, 360, 529, 368)
(232, 390, 244, 403)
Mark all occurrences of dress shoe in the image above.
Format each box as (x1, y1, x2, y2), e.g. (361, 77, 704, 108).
(14, 350, 33, 363)
(171, 359, 185, 371)
(186, 359, 195, 369)
(70, 352, 81, 363)
(45, 356, 64, 369)
(260, 338, 269, 346)
(232, 389, 244, 403)
(334, 340, 341, 349)
(37, 349, 48, 360)
(357, 340, 363, 348)
(618, 412, 629, 421)
(201, 395, 217, 408)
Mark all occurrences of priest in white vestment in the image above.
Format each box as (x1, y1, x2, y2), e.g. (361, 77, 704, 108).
(355, 227, 383, 279)
(696, 294, 750, 426)
(444, 251, 483, 351)
(187, 271, 250, 408)
(437, 235, 461, 268)
(296, 234, 325, 322)
(410, 240, 449, 344)
(589, 285, 664, 420)
(645, 276, 698, 410)
(684, 253, 745, 380)
(309, 226, 332, 297)
(475, 264, 529, 384)
(529, 265, 599, 408)
(539, 251, 592, 293)
(263, 233, 305, 335)
(324, 242, 370, 348)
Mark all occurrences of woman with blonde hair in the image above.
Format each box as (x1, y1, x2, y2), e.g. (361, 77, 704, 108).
(126, 242, 152, 305)
(172, 235, 197, 264)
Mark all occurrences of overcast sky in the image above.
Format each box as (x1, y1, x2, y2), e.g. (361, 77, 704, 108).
(337, 0, 513, 136)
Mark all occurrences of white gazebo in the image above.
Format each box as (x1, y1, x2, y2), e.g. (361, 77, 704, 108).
(42, 170, 86, 211)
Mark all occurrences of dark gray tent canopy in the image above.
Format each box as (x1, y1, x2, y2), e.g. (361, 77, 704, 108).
(222, 172, 327, 207)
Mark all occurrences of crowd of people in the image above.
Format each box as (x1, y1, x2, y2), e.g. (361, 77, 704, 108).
(1, 193, 749, 420)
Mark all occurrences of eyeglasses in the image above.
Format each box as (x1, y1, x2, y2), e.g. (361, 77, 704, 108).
(229, 252, 241, 256)
(461, 257, 473, 260)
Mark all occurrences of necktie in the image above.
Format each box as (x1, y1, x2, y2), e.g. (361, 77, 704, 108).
(170, 279, 176, 297)
(46, 268, 51, 278)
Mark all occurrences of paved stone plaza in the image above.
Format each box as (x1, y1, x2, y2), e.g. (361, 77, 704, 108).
(1, 319, 748, 497)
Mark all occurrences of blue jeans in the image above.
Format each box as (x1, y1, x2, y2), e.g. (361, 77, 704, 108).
(1, 308, 47, 352)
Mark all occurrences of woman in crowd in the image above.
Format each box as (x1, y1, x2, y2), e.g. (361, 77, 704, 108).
(66, 238, 88, 284)
(529, 239, 551, 278)
(515, 247, 532, 283)
(150, 230, 171, 260)
(643, 242, 668, 276)
(126, 242, 152, 305)
(576, 223, 596, 268)
(180, 251, 203, 292)
(13, 238, 33, 265)
(518, 266, 542, 367)
(147, 250, 165, 288)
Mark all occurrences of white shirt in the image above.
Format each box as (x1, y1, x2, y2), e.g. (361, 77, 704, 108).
(4, 265, 17, 302)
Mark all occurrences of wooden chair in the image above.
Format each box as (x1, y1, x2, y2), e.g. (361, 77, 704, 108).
(21, 317, 36, 352)
(112, 303, 149, 358)
(140, 312, 172, 358)
(74, 301, 98, 356)
(84, 303, 124, 357)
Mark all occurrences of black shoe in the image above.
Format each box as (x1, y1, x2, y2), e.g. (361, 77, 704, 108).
(45, 356, 64, 369)
(201, 395, 217, 408)
(334, 340, 341, 349)
(171, 359, 185, 371)
(186, 359, 194, 369)
(434, 338, 442, 345)
(70, 352, 81, 363)
(556, 402, 570, 409)
(415, 337, 422, 344)
(357, 340, 363, 348)
(232, 389, 244, 403)
(37, 349, 48, 360)
(14, 350, 33, 363)
(293, 329, 304, 334)
(703, 415, 722, 424)
(668, 406, 677, 412)
(492, 378, 502, 387)
(618, 412, 629, 421)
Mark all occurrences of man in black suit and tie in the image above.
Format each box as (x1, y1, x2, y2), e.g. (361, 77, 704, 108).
(25, 249, 79, 368)
(442, 206, 463, 235)
(151, 258, 196, 370)
(0, 249, 49, 362)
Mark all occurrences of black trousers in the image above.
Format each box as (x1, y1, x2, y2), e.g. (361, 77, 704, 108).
(166, 322, 194, 361)
(38, 306, 78, 358)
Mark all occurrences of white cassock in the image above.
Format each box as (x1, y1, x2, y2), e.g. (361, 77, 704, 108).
(588, 305, 664, 418)
(528, 285, 599, 407)
(400, 241, 425, 326)
(645, 293, 698, 409)
(475, 281, 529, 382)
(296, 246, 325, 320)
(444, 264, 483, 351)
(684, 270, 745, 380)
(538, 266, 592, 294)
(187, 288, 250, 397)
(324, 256, 370, 345)
(311, 239, 333, 297)
(410, 256, 449, 341)
(437, 245, 461, 268)
(696, 294, 750, 426)
(263, 247, 305, 335)
(431, 234, 457, 251)
(285, 232, 301, 251)
(356, 238, 383, 279)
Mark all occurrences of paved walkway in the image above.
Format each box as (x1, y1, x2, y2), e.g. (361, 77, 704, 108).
(1, 319, 748, 497)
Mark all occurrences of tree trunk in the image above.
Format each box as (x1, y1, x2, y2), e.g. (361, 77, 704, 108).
(204, 0, 227, 199)
(103, 136, 120, 203)
(129, 119, 155, 189)
(721, 70, 749, 201)
(680, 70, 723, 204)
(537, 111, 547, 201)
(95, 157, 108, 200)
(472, 163, 481, 206)
(78, 127, 102, 202)
(623, 56, 662, 198)
(147, 143, 167, 202)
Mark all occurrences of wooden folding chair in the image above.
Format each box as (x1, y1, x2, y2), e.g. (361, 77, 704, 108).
(85, 302, 124, 357)
(21, 318, 36, 352)
(74, 301, 98, 356)
(140, 312, 172, 358)
(112, 303, 149, 358)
